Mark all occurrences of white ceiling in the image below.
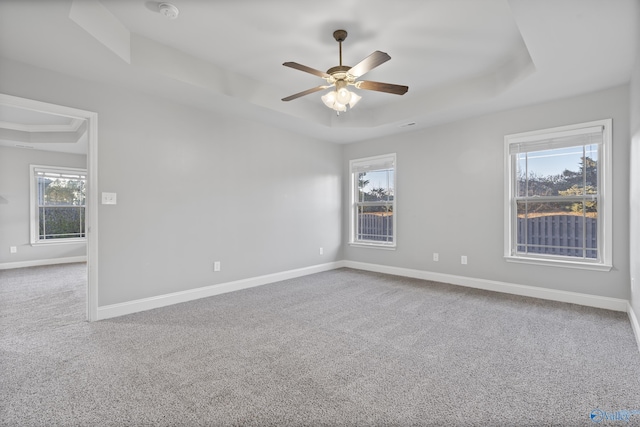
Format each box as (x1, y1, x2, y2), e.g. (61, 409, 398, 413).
(0, 0, 637, 146)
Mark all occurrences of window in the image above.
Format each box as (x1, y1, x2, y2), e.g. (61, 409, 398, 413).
(350, 154, 396, 248)
(504, 119, 612, 270)
(30, 165, 87, 244)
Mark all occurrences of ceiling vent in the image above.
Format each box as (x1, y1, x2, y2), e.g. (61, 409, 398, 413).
(399, 122, 416, 128)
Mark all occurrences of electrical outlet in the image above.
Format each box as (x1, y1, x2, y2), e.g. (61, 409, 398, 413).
(10, 246, 17, 254)
(319, 247, 324, 255)
(433, 253, 439, 262)
(461, 256, 468, 265)
(214, 261, 221, 272)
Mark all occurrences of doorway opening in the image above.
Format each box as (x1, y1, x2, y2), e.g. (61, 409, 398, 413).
(0, 94, 98, 321)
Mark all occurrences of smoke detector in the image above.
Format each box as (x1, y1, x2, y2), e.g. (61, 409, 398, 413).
(158, 3, 179, 20)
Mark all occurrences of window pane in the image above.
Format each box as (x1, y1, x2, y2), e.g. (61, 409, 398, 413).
(37, 178, 46, 205)
(517, 199, 598, 218)
(517, 145, 599, 199)
(359, 169, 394, 202)
(356, 172, 368, 203)
(516, 201, 597, 259)
(357, 205, 393, 243)
(584, 143, 598, 191)
(39, 177, 86, 206)
(526, 146, 585, 196)
(39, 206, 85, 239)
(516, 154, 527, 197)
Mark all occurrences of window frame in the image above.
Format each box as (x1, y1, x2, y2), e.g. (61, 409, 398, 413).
(30, 164, 87, 246)
(503, 119, 612, 271)
(349, 153, 397, 249)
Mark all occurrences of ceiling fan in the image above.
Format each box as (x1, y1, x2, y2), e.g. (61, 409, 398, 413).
(281, 30, 409, 113)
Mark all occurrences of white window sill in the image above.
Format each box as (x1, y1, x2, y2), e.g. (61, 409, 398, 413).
(349, 242, 396, 251)
(504, 255, 612, 272)
(31, 239, 87, 247)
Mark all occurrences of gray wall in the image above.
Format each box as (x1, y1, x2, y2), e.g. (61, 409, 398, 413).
(0, 59, 343, 306)
(344, 85, 630, 300)
(630, 6, 640, 318)
(0, 146, 87, 264)
(0, 56, 635, 309)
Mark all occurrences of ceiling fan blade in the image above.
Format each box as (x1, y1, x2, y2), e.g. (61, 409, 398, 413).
(282, 86, 329, 102)
(283, 62, 330, 78)
(348, 51, 391, 78)
(357, 80, 409, 95)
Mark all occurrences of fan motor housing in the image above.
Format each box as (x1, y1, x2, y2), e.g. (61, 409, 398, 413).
(327, 65, 351, 76)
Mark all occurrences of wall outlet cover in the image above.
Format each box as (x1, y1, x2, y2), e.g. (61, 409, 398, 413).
(102, 192, 117, 205)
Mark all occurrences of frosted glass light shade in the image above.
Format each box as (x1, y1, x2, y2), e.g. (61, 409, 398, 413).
(336, 87, 351, 105)
(322, 88, 360, 112)
(321, 91, 336, 108)
(348, 92, 362, 108)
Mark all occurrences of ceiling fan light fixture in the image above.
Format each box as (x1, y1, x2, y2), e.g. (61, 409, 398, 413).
(282, 29, 407, 112)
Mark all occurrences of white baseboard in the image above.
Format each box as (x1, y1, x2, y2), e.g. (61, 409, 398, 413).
(343, 261, 629, 312)
(0, 256, 87, 270)
(97, 259, 630, 324)
(97, 261, 346, 320)
(629, 303, 640, 353)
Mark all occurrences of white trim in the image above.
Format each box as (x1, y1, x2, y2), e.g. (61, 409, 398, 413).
(86, 110, 99, 322)
(96, 261, 346, 320)
(0, 118, 84, 133)
(0, 94, 99, 322)
(629, 302, 640, 354)
(31, 239, 87, 247)
(0, 256, 87, 270)
(343, 261, 628, 312)
(96, 259, 630, 322)
(504, 255, 612, 271)
(506, 121, 606, 144)
(350, 153, 396, 173)
(507, 125, 604, 150)
(348, 242, 397, 250)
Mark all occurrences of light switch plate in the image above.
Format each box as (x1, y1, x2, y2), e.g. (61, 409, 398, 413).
(102, 192, 117, 205)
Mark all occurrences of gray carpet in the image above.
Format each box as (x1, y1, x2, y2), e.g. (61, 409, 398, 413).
(1, 263, 640, 426)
